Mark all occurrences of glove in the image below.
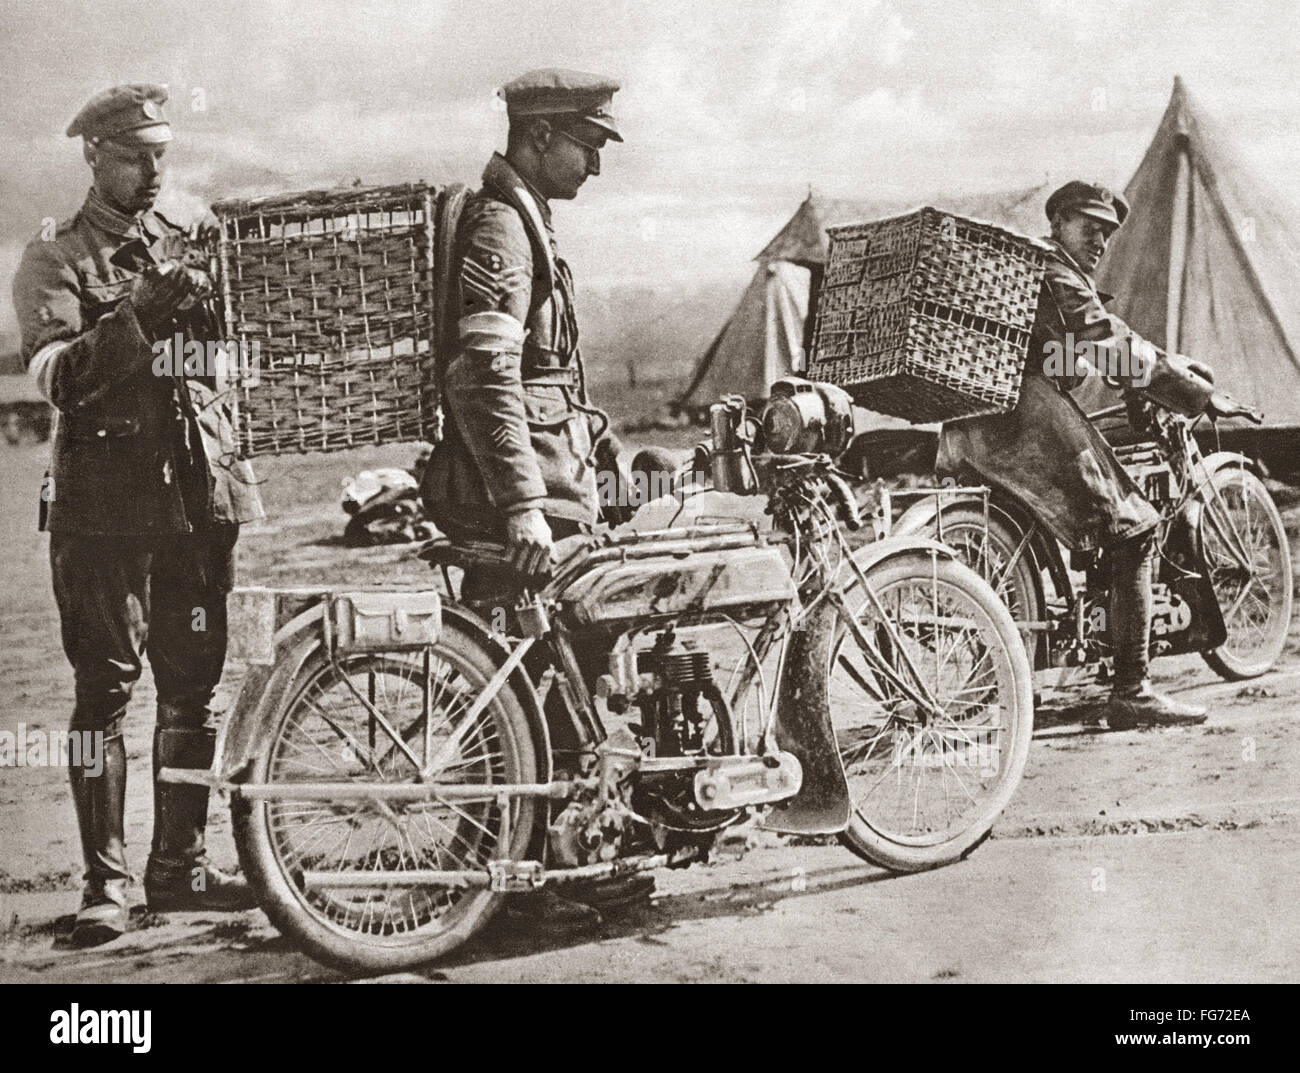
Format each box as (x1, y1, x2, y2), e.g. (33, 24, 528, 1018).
(594, 434, 634, 528)
(128, 261, 211, 340)
(598, 473, 636, 528)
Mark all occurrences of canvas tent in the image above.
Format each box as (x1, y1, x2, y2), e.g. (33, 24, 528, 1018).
(1072, 77, 1300, 430)
(676, 260, 809, 412)
(677, 183, 1052, 421)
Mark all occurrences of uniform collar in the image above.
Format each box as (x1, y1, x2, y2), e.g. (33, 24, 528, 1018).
(483, 152, 553, 228)
(1044, 237, 1114, 304)
(82, 187, 163, 242)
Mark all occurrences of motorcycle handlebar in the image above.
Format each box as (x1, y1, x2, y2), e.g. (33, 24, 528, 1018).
(1090, 392, 1265, 428)
(1206, 392, 1264, 425)
(692, 440, 862, 528)
(824, 471, 863, 531)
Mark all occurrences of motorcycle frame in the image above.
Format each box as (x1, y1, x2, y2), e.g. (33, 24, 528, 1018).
(168, 487, 963, 887)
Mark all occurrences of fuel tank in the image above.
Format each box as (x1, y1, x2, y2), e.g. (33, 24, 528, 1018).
(558, 543, 797, 627)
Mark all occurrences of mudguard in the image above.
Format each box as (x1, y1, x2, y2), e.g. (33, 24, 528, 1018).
(765, 535, 960, 835)
(217, 594, 328, 784)
(1200, 450, 1263, 481)
(766, 600, 848, 834)
(893, 490, 1068, 603)
(214, 594, 553, 788)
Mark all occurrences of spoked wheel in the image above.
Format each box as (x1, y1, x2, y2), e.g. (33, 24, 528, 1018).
(1198, 465, 1293, 680)
(932, 507, 1042, 667)
(233, 622, 540, 973)
(828, 550, 1033, 872)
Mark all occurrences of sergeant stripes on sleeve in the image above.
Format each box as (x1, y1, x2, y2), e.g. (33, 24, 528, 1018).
(461, 254, 530, 307)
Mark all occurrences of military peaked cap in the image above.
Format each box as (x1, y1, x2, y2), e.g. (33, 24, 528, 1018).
(66, 83, 172, 144)
(500, 68, 622, 141)
(1045, 180, 1129, 229)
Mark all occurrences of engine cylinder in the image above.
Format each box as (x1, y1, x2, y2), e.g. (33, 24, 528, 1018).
(639, 647, 712, 687)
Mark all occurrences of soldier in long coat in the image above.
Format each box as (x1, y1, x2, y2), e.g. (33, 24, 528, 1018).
(12, 85, 263, 946)
(937, 181, 1214, 729)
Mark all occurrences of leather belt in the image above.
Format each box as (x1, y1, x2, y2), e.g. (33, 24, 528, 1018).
(520, 364, 579, 387)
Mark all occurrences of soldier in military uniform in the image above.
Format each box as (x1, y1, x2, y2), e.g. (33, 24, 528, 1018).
(421, 69, 650, 924)
(936, 181, 1215, 729)
(12, 85, 263, 946)
(424, 68, 628, 576)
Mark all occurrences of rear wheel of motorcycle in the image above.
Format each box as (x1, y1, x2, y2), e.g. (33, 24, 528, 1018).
(233, 623, 540, 973)
(1199, 466, 1293, 680)
(930, 506, 1043, 668)
(829, 552, 1034, 872)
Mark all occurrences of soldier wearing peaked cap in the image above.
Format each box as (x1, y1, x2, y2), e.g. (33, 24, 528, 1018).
(11, 84, 263, 947)
(421, 69, 654, 924)
(422, 68, 629, 571)
(936, 179, 1217, 729)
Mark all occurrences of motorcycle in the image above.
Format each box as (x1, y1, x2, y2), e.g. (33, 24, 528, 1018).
(889, 389, 1293, 686)
(169, 380, 1033, 972)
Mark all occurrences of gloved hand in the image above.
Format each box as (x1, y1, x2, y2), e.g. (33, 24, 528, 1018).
(129, 261, 211, 340)
(594, 434, 634, 528)
(1140, 351, 1216, 418)
(598, 473, 636, 528)
(504, 507, 554, 577)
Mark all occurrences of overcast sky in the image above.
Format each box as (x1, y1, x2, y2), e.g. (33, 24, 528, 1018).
(1, 0, 1297, 342)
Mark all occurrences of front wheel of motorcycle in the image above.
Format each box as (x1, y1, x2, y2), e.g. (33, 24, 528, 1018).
(232, 623, 541, 974)
(828, 551, 1034, 872)
(1199, 465, 1293, 680)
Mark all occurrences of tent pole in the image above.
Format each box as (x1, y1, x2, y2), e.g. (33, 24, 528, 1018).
(1166, 139, 1191, 353)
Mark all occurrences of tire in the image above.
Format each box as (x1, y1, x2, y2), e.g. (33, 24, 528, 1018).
(931, 506, 1043, 668)
(1198, 465, 1294, 680)
(233, 621, 541, 973)
(828, 551, 1034, 872)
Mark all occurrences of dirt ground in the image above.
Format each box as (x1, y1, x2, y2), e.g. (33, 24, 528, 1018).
(2, 439, 1298, 983)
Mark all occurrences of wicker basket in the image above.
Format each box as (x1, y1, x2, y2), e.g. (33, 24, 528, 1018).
(212, 182, 465, 456)
(809, 208, 1049, 423)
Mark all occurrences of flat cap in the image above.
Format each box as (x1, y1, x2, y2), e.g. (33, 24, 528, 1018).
(66, 83, 172, 144)
(1045, 180, 1129, 229)
(500, 68, 622, 142)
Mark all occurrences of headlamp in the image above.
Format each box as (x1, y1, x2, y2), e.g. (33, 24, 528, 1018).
(761, 377, 855, 457)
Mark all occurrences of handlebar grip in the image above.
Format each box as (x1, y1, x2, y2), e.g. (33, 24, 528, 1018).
(825, 472, 862, 531)
(1207, 392, 1264, 425)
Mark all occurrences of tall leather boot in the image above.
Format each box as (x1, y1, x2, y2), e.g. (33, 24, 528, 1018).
(68, 732, 131, 947)
(143, 724, 257, 912)
(1103, 532, 1207, 729)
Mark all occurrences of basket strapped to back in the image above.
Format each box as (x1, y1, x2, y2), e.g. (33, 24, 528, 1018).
(212, 181, 471, 457)
(809, 208, 1050, 424)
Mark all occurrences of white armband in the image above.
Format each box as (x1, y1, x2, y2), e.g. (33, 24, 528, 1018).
(28, 341, 69, 403)
(458, 311, 525, 352)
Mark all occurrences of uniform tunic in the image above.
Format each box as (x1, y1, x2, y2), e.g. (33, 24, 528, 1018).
(422, 153, 604, 539)
(13, 189, 262, 534)
(935, 240, 1161, 551)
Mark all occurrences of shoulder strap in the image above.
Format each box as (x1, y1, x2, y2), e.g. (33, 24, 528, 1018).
(433, 183, 471, 354)
(480, 174, 555, 303)
(429, 183, 471, 442)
